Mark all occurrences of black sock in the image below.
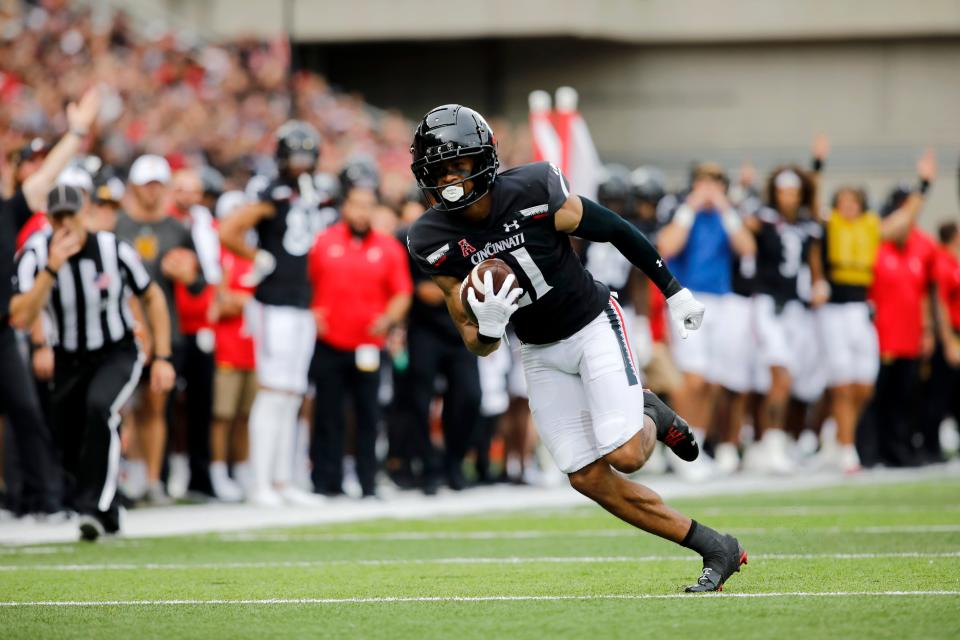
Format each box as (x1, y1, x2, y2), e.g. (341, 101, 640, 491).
(642, 390, 675, 440)
(681, 520, 723, 557)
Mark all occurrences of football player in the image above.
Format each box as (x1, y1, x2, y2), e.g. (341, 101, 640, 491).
(407, 105, 746, 592)
(219, 121, 325, 506)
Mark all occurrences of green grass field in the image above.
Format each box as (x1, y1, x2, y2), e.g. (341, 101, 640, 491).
(2, 477, 960, 639)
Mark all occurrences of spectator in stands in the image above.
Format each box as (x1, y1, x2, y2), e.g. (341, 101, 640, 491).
(307, 181, 412, 498)
(114, 154, 205, 503)
(209, 191, 256, 501)
(87, 174, 125, 232)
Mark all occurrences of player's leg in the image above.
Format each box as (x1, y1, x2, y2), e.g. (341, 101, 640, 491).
(567, 460, 745, 591)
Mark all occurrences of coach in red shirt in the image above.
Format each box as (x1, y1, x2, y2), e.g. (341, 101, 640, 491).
(866, 176, 939, 467)
(917, 222, 960, 462)
(307, 182, 412, 498)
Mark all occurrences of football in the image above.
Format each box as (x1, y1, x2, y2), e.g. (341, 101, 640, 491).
(459, 258, 517, 324)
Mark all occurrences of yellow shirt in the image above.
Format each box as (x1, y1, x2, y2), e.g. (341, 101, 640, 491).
(825, 210, 881, 288)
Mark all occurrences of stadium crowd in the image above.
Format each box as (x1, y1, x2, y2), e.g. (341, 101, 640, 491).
(1, 1, 958, 526)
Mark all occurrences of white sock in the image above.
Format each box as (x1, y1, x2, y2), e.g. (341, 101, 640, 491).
(249, 390, 289, 495)
(271, 395, 302, 487)
(121, 459, 148, 499)
(210, 461, 229, 484)
(294, 417, 312, 491)
(233, 461, 253, 494)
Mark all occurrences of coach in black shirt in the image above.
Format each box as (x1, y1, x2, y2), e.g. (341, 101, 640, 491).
(0, 88, 102, 515)
(10, 185, 175, 541)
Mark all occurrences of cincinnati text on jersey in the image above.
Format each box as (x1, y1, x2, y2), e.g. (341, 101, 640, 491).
(469, 232, 526, 266)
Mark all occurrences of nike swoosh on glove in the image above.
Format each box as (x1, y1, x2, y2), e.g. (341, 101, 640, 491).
(240, 250, 276, 288)
(666, 287, 705, 339)
(467, 271, 524, 341)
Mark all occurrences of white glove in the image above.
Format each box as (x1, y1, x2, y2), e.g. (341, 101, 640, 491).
(666, 287, 705, 339)
(467, 271, 523, 341)
(240, 250, 276, 288)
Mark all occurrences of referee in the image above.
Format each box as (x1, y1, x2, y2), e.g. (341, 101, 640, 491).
(9, 185, 175, 541)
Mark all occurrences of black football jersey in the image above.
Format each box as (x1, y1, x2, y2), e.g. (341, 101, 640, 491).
(408, 162, 609, 345)
(752, 206, 823, 306)
(254, 177, 336, 308)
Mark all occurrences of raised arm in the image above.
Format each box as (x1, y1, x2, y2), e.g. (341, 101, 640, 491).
(880, 149, 936, 243)
(22, 87, 102, 212)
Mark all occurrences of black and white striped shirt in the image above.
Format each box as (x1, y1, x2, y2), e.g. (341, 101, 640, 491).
(14, 231, 152, 354)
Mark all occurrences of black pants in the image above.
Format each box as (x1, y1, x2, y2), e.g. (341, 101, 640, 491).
(53, 342, 140, 522)
(395, 326, 481, 480)
(310, 341, 380, 495)
(918, 343, 960, 460)
(0, 325, 61, 513)
(859, 357, 920, 467)
(177, 334, 215, 494)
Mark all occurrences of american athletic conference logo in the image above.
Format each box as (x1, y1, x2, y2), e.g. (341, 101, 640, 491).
(459, 239, 476, 257)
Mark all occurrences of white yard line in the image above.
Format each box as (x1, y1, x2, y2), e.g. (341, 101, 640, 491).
(1, 465, 957, 546)
(2, 551, 958, 572)
(216, 524, 960, 542)
(1, 591, 958, 607)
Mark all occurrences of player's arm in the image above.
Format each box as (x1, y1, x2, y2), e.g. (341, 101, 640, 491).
(807, 237, 830, 307)
(218, 201, 275, 260)
(880, 149, 935, 243)
(432, 274, 500, 357)
(139, 282, 176, 392)
(555, 194, 706, 337)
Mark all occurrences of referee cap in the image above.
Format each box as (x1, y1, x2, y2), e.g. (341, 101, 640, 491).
(47, 184, 84, 215)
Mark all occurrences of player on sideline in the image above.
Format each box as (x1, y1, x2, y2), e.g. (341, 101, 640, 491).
(407, 105, 746, 592)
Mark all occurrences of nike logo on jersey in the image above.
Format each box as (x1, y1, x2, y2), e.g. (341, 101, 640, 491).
(426, 243, 451, 265)
(469, 233, 526, 266)
(519, 204, 548, 218)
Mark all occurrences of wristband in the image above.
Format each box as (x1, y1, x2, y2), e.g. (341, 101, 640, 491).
(69, 129, 89, 138)
(477, 333, 500, 345)
(44, 265, 58, 279)
(811, 158, 824, 173)
(31, 341, 48, 350)
(673, 205, 695, 229)
(720, 208, 743, 234)
(154, 354, 173, 362)
(918, 179, 930, 196)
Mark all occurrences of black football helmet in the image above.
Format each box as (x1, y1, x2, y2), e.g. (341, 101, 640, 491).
(629, 165, 666, 205)
(275, 120, 320, 179)
(340, 155, 380, 194)
(410, 104, 498, 211)
(597, 164, 631, 211)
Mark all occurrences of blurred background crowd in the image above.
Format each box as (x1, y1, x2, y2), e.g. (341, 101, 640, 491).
(1, 0, 959, 520)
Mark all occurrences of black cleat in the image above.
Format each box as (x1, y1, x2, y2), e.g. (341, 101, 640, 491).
(78, 515, 105, 542)
(643, 390, 699, 462)
(685, 534, 748, 592)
